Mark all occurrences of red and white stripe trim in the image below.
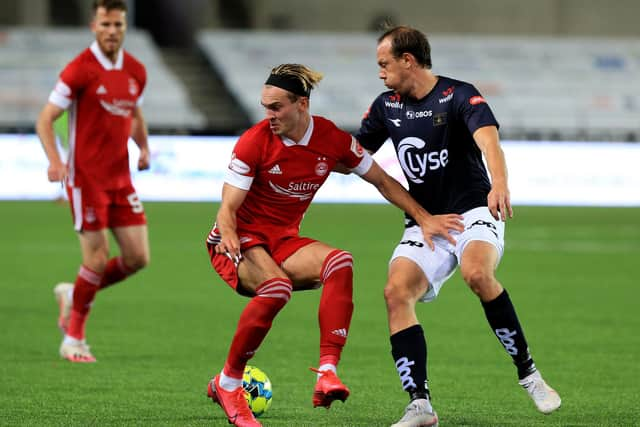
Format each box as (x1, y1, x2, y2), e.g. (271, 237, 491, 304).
(78, 265, 102, 286)
(321, 251, 353, 282)
(256, 278, 292, 302)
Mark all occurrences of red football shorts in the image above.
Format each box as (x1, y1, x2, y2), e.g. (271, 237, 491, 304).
(66, 182, 147, 232)
(206, 225, 316, 291)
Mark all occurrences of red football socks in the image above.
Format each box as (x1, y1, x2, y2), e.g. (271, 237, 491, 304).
(67, 265, 102, 340)
(223, 278, 293, 378)
(318, 250, 354, 366)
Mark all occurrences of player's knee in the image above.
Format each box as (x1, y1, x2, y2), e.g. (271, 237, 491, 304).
(85, 251, 109, 273)
(123, 251, 150, 272)
(461, 266, 494, 296)
(384, 280, 413, 312)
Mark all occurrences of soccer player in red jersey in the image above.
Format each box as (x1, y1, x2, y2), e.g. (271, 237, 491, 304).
(35, 0, 150, 363)
(204, 63, 462, 427)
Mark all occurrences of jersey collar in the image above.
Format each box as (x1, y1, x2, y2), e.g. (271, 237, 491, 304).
(90, 41, 124, 70)
(281, 116, 314, 147)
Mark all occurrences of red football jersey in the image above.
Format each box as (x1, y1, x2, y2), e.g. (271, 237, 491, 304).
(226, 116, 373, 233)
(49, 41, 146, 189)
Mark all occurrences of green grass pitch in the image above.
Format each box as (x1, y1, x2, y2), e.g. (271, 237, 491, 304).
(1, 201, 638, 426)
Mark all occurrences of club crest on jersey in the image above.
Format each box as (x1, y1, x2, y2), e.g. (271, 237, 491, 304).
(128, 78, 138, 96)
(85, 207, 96, 223)
(229, 153, 250, 174)
(315, 161, 329, 176)
(350, 137, 365, 158)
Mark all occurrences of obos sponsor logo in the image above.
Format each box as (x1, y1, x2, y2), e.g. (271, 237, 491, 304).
(406, 110, 432, 119)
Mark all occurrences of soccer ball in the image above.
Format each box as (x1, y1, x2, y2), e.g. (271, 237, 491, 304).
(243, 365, 273, 417)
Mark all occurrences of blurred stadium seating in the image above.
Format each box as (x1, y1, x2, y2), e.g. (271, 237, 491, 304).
(0, 28, 206, 132)
(198, 30, 640, 141)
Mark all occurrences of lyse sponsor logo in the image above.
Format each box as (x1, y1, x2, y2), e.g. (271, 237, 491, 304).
(398, 137, 449, 183)
(495, 328, 518, 355)
(395, 357, 418, 391)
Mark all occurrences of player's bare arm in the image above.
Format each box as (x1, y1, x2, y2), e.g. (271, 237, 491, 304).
(36, 102, 67, 182)
(215, 183, 248, 260)
(131, 107, 150, 171)
(473, 125, 513, 221)
(361, 161, 464, 249)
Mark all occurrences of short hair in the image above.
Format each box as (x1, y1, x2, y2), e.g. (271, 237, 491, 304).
(268, 64, 323, 101)
(378, 25, 432, 69)
(93, 0, 128, 13)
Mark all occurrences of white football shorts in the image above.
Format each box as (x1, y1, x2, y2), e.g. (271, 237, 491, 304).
(390, 206, 505, 302)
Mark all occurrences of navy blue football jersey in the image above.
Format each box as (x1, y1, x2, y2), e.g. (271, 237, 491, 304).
(356, 76, 499, 219)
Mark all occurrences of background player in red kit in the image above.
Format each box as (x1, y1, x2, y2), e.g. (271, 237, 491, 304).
(35, 0, 150, 363)
(204, 63, 463, 427)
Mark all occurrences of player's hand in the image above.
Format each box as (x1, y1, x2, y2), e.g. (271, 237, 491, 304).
(138, 146, 150, 171)
(215, 234, 243, 265)
(47, 161, 68, 183)
(487, 181, 513, 221)
(416, 213, 464, 250)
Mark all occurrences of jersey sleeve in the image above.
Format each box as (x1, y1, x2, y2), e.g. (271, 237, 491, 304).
(337, 133, 374, 177)
(224, 131, 261, 190)
(355, 95, 390, 154)
(135, 62, 147, 107)
(48, 58, 87, 109)
(456, 84, 499, 134)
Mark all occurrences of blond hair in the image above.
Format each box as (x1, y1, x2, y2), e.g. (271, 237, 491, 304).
(269, 64, 323, 100)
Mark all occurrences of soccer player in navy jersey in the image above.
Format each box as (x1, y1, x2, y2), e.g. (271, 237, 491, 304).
(356, 26, 561, 426)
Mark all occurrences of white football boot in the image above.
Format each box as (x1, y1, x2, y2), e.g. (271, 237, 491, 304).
(519, 370, 561, 414)
(59, 338, 96, 363)
(391, 398, 438, 427)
